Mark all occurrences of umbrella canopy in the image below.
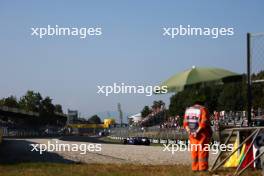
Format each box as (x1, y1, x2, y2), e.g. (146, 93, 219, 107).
(160, 66, 241, 92)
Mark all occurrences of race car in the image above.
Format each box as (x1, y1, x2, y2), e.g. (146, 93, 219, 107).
(123, 137, 150, 145)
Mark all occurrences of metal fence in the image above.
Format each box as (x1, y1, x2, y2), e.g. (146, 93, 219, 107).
(110, 126, 188, 140)
(109, 126, 220, 142)
(109, 113, 257, 142)
(247, 33, 264, 125)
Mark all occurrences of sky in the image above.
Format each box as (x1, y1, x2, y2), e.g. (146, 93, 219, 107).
(0, 0, 263, 120)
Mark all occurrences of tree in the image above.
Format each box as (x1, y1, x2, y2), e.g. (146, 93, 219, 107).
(54, 104, 63, 113)
(217, 82, 246, 111)
(0, 90, 67, 127)
(168, 79, 248, 117)
(0, 96, 19, 108)
(19, 90, 42, 112)
(41, 97, 55, 114)
(169, 87, 197, 116)
(152, 100, 165, 110)
(88, 115, 101, 124)
(158, 100, 165, 108)
(141, 106, 151, 118)
(252, 71, 264, 110)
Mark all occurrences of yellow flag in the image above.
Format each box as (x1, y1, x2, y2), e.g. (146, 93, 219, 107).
(224, 137, 240, 167)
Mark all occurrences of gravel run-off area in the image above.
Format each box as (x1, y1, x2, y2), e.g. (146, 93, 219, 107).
(1, 138, 217, 165)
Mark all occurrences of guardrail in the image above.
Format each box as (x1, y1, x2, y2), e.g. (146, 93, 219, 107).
(109, 126, 219, 142)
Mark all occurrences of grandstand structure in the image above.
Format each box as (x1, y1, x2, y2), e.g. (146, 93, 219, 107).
(0, 105, 67, 137)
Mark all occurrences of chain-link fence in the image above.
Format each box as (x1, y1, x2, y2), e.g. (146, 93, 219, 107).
(248, 33, 264, 121)
(251, 33, 264, 78)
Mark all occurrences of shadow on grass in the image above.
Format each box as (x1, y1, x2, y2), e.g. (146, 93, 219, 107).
(0, 139, 75, 164)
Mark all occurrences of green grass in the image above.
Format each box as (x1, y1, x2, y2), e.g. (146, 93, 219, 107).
(0, 163, 261, 176)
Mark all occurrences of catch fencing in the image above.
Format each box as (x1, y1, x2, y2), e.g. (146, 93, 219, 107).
(247, 33, 264, 124)
(109, 126, 220, 142)
(109, 112, 251, 143)
(110, 126, 188, 140)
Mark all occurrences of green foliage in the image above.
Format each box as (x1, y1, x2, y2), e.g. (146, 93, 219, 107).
(141, 106, 151, 118)
(0, 96, 19, 108)
(152, 100, 165, 109)
(54, 104, 63, 113)
(88, 115, 101, 124)
(0, 90, 65, 126)
(40, 97, 55, 114)
(169, 72, 264, 116)
(169, 87, 199, 116)
(19, 91, 42, 112)
(140, 100, 165, 119)
(217, 81, 247, 111)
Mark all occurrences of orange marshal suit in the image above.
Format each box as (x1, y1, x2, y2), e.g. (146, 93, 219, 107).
(183, 104, 212, 171)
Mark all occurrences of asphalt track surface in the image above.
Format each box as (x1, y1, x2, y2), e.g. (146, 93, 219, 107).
(0, 137, 216, 165)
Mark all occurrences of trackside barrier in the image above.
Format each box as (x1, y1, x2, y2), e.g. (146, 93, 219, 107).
(210, 127, 264, 176)
(109, 126, 219, 142)
(7, 130, 40, 137)
(108, 135, 192, 145)
(109, 126, 190, 140)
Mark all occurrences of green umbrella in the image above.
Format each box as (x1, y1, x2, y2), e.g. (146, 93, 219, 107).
(160, 66, 241, 92)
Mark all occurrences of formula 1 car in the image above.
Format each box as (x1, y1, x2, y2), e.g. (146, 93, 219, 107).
(123, 137, 150, 145)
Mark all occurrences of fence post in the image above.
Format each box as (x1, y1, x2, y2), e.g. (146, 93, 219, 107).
(247, 32, 252, 126)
